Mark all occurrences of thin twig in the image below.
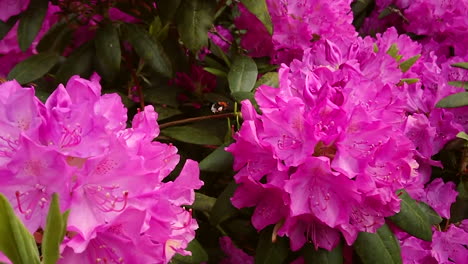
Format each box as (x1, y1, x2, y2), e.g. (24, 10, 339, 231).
(159, 113, 237, 129)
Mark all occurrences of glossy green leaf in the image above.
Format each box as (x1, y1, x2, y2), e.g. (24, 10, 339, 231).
(436, 92, 468, 108)
(399, 54, 421, 73)
(8, 52, 60, 84)
(199, 143, 233, 172)
(457, 132, 468, 141)
(42, 193, 69, 264)
(417, 202, 442, 225)
(228, 55, 258, 93)
(451, 62, 468, 70)
(162, 125, 223, 145)
(0, 15, 19, 40)
(18, 0, 48, 51)
(210, 181, 238, 226)
(0, 194, 40, 264)
(95, 23, 121, 81)
(203, 67, 227, 77)
(121, 23, 172, 77)
(354, 224, 402, 264)
(254, 72, 279, 89)
(303, 242, 343, 264)
(448, 81, 468, 89)
(388, 190, 432, 241)
(239, 0, 273, 34)
(36, 21, 73, 53)
(55, 41, 94, 84)
(255, 226, 289, 264)
(191, 193, 216, 213)
(156, 0, 182, 25)
(176, 0, 215, 52)
(171, 239, 208, 264)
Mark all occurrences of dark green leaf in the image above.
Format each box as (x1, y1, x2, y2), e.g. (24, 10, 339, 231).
(436, 92, 468, 108)
(399, 54, 421, 73)
(176, 0, 215, 52)
(171, 239, 208, 264)
(191, 193, 216, 212)
(388, 190, 432, 241)
(0, 194, 40, 264)
(353, 224, 402, 264)
(228, 55, 258, 93)
(55, 41, 94, 84)
(0, 15, 19, 40)
(450, 181, 468, 222)
(18, 0, 48, 51)
(255, 226, 289, 264)
(240, 0, 273, 34)
(121, 23, 172, 77)
(156, 105, 182, 121)
(203, 67, 227, 77)
(378, 7, 393, 19)
(156, 0, 182, 25)
(451, 62, 468, 70)
(8, 52, 60, 84)
(36, 21, 73, 53)
(303, 242, 343, 264)
(231, 91, 259, 111)
(210, 181, 238, 226)
(161, 125, 223, 145)
(254, 72, 279, 89)
(94, 23, 121, 81)
(199, 143, 233, 172)
(42, 194, 69, 264)
(448, 81, 468, 89)
(416, 202, 442, 225)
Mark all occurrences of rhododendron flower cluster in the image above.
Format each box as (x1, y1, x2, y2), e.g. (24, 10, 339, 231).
(0, 75, 202, 263)
(228, 0, 467, 254)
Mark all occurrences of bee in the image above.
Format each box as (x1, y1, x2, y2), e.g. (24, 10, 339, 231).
(211, 101, 229, 114)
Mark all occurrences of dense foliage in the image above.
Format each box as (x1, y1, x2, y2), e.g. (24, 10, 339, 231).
(0, 0, 467, 263)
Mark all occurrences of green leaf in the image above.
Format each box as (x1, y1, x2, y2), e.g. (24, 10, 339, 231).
(399, 54, 421, 73)
(161, 125, 223, 145)
(239, 0, 273, 34)
(436, 92, 468, 108)
(417, 202, 442, 225)
(94, 23, 121, 81)
(255, 226, 289, 264)
(388, 190, 432, 241)
(156, 0, 182, 25)
(386, 44, 401, 61)
(18, 0, 48, 51)
(398, 78, 419, 85)
(451, 62, 468, 70)
(176, 0, 215, 52)
(36, 21, 73, 53)
(121, 23, 172, 77)
(448, 81, 468, 89)
(254, 72, 279, 89)
(203, 67, 227, 77)
(0, 193, 40, 264)
(8, 52, 60, 84)
(354, 224, 402, 264)
(457, 132, 468, 141)
(155, 105, 182, 121)
(228, 55, 258, 93)
(302, 242, 343, 264)
(210, 181, 238, 226)
(42, 193, 69, 264)
(171, 239, 208, 264)
(0, 15, 19, 40)
(191, 193, 216, 212)
(199, 143, 233, 172)
(55, 41, 94, 84)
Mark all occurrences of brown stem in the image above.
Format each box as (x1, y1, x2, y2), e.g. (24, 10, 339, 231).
(159, 113, 237, 129)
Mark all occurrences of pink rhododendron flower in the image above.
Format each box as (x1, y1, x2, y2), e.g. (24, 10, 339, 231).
(0, 75, 203, 264)
(219, 236, 254, 264)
